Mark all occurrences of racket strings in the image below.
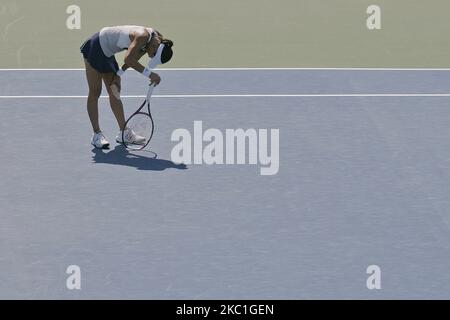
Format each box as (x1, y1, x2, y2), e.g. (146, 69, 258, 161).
(124, 112, 154, 150)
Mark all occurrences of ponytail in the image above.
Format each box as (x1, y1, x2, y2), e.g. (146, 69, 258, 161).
(162, 38, 174, 48)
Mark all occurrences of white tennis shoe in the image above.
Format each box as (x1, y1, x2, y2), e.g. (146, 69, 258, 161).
(91, 131, 110, 149)
(116, 128, 146, 145)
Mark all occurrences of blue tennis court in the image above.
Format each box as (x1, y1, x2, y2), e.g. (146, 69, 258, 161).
(1, 69, 450, 299)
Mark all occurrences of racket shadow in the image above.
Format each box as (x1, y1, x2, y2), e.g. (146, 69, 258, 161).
(91, 145, 188, 171)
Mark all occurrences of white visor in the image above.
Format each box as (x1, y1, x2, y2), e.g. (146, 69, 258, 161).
(147, 44, 165, 70)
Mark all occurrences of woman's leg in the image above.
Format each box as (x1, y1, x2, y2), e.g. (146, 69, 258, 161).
(102, 73, 126, 131)
(84, 59, 103, 132)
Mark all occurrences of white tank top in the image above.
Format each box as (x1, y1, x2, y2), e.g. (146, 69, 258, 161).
(99, 25, 153, 57)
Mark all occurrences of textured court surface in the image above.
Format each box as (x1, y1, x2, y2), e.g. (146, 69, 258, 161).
(2, 0, 450, 68)
(1, 69, 450, 299)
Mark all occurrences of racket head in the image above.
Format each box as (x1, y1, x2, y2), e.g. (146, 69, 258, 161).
(122, 110, 154, 150)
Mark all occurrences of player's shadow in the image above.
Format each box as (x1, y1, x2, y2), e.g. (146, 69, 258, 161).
(91, 145, 187, 171)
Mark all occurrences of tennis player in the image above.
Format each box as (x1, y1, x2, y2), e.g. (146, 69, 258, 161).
(80, 26, 174, 149)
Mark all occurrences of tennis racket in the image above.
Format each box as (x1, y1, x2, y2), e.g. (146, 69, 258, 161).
(122, 84, 155, 150)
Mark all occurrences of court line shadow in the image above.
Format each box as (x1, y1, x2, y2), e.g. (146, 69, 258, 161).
(91, 145, 188, 171)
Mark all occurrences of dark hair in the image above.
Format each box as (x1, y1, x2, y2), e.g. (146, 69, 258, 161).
(151, 29, 174, 64)
(160, 38, 174, 64)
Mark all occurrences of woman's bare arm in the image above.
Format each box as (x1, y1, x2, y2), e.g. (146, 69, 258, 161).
(123, 30, 149, 73)
(120, 29, 161, 85)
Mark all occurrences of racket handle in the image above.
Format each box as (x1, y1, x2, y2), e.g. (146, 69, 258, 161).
(147, 84, 155, 102)
(146, 84, 155, 102)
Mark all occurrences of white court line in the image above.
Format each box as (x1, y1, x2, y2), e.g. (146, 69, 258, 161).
(1, 68, 450, 71)
(1, 94, 450, 98)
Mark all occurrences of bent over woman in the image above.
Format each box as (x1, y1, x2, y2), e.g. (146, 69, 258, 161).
(80, 25, 173, 149)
